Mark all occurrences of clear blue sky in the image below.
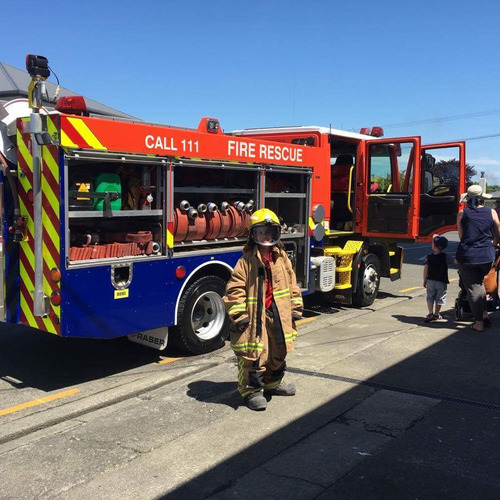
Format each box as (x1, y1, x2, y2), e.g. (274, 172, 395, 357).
(4, 0, 500, 182)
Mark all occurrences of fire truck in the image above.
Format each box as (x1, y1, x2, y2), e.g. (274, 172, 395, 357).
(0, 55, 466, 354)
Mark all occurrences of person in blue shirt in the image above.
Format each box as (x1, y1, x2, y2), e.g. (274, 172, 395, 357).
(456, 185, 500, 332)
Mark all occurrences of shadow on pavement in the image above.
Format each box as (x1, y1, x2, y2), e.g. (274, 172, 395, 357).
(0, 322, 184, 392)
(164, 310, 500, 499)
(186, 381, 242, 410)
(392, 313, 464, 329)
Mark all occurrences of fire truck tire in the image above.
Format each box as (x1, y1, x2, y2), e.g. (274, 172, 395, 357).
(173, 275, 229, 354)
(353, 253, 381, 307)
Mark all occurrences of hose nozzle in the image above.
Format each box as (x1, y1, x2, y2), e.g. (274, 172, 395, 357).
(187, 207, 199, 219)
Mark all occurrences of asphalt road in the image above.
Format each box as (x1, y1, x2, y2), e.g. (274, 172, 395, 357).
(1, 230, 499, 498)
(0, 234, 458, 427)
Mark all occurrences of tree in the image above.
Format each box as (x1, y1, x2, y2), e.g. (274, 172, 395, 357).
(428, 158, 477, 186)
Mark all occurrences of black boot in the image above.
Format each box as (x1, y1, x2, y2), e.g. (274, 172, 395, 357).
(245, 391, 267, 411)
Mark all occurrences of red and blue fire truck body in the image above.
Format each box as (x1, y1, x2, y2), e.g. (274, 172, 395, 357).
(0, 56, 467, 354)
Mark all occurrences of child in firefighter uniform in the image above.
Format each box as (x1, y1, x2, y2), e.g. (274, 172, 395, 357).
(224, 208, 303, 411)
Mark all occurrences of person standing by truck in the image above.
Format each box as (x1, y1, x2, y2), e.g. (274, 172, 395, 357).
(456, 185, 500, 332)
(423, 235, 450, 322)
(224, 209, 303, 411)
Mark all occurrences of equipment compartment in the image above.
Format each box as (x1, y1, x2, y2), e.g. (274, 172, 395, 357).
(172, 163, 259, 248)
(264, 169, 310, 288)
(66, 158, 165, 266)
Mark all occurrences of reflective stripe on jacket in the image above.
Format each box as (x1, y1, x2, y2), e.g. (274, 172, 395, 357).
(223, 245, 303, 357)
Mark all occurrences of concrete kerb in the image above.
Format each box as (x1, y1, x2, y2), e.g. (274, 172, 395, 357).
(0, 361, 221, 447)
(0, 288, 426, 447)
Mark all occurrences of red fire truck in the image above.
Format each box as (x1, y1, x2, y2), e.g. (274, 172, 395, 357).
(230, 126, 466, 306)
(0, 55, 466, 354)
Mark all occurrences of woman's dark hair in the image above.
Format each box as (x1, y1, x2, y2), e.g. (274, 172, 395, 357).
(467, 196, 483, 210)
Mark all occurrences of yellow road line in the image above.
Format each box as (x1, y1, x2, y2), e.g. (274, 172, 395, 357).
(450, 277, 458, 282)
(157, 357, 183, 365)
(399, 286, 424, 293)
(296, 316, 318, 326)
(0, 388, 80, 417)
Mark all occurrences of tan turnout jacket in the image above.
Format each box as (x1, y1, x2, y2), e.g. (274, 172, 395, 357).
(224, 245, 304, 358)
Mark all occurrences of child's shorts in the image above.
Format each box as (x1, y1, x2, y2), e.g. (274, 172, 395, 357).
(426, 279, 447, 305)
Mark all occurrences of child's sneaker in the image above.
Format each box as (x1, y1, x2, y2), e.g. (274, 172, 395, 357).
(433, 314, 444, 321)
(424, 314, 434, 323)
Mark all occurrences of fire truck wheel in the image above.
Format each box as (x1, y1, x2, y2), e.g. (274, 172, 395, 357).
(173, 275, 229, 354)
(353, 253, 381, 307)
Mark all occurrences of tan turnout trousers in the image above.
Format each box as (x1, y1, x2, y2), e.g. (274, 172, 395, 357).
(237, 302, 287, 397)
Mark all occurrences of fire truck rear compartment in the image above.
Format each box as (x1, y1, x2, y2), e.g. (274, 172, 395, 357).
(67, 158, 165, 264)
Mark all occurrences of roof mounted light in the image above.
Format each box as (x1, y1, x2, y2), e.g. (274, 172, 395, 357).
(207, 119, 219, 133)
(197, 117, 222, 135)
(359, 126, 384, 137)
(55, 96, 88, 116)
(26, 55, 50, 79)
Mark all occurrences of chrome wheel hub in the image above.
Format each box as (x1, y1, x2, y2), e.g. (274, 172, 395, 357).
(191, 291, 225, 340)
(363, 265, 379, 295)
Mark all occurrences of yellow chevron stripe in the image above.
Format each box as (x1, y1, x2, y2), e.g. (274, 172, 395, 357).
(42, 179, 59, 220)
(19, 198, 35, 237)
(21, 242, 35, 268)
(19, 264, 37, 328)
(17, 132, 33, 172)
(17, 173, 32, 199)
(42, 146, 59, 186)
(19, 261, 55, 332)
(167, 230, 174, 249)
(20, 292, 37, 328)
(60, 129, 79, 149)
(67, 117, 107, 150)
(18, 198, 33, 231)
(46, 115, 58, 139)
(41, 208, 58, 253)
(42, 241, 57, 274)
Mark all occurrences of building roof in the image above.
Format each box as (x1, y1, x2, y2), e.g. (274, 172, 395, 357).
(0, 62, 139, 120)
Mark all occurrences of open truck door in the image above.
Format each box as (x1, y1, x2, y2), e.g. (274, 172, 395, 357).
(419, 141, 466, 241)
(361, 137, 421, 240)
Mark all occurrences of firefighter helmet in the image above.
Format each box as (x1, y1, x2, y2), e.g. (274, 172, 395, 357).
(249, 208, 281, 246)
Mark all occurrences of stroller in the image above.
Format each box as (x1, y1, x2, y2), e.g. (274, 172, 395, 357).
(454, 250, 500, 320)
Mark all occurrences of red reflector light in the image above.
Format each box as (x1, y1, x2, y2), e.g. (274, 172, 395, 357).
(175, 266, 186, 280)
(27, 189, 34, 203)
(55, 96, 87, 115)
(50, 291, 61, 306)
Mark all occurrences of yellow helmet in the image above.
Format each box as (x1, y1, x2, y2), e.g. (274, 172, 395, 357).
(249, 208, 280, 228)
(249, 208, 281, 246)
